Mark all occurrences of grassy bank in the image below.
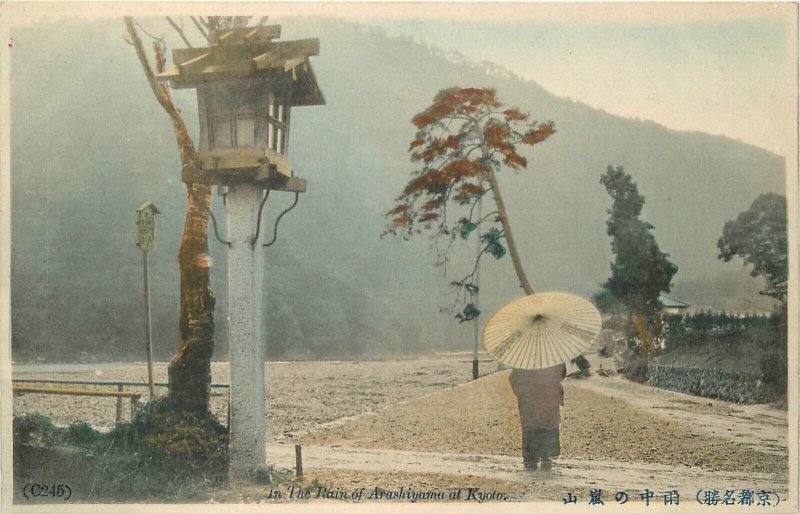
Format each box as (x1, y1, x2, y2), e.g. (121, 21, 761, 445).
(12, 399, 243, 503)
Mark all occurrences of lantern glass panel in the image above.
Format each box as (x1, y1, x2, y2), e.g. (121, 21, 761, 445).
(212, 119, 233, 148)
(282, 104, 291, 154)
(237, 99, 255, 117)
(205, 81, 265, 149)
(254, 119, 266, 148)
(204, 83, 289, 155)
(267, 123, 275, 150)
(236, 118, 256, 147)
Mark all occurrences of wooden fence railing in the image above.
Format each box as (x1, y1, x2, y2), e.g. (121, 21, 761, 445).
(13, 378, 230, 425)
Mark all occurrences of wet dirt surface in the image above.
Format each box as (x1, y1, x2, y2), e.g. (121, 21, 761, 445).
(13, 357, 478, 435)
(302, 371, 787, 475)
(265, 443, 786, 502)
(568, 374, 788, 456)
(12, 355, 791, 504)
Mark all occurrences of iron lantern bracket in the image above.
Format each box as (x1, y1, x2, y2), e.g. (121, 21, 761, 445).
(262, 192, 300, 247)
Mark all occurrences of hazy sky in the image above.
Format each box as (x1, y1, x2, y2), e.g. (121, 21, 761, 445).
(358, 7, 796, 158)
(2, 3, 796, 157)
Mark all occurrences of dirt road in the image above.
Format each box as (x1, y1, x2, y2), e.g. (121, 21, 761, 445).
(301, 369, 789, 502)
(266, 442, 783, 502)
(568, 373, 787, 456)
(12, 356, 791, 504)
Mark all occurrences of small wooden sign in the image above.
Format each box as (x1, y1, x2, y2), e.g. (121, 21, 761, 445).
(136, 202, 160, 253)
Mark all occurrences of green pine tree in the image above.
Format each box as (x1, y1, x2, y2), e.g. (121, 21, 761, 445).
(600, 166, 678, 350)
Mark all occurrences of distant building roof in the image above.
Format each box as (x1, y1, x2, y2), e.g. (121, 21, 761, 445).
(659, 295, 690, 308)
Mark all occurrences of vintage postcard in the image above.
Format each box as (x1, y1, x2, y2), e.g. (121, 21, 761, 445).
(1, 2, 797, 513)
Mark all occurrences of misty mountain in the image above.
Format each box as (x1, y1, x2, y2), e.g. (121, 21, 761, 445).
(9, 17, 784, 362)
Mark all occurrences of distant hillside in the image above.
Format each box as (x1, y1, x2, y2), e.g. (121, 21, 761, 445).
(9, 17, 784, 362)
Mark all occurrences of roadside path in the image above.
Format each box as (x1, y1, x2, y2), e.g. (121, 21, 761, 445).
(268, 442, 787, 497)
(568, 374, 787, 456)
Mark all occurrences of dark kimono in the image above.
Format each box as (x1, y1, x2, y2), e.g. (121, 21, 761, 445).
(509, 364, 566, 467)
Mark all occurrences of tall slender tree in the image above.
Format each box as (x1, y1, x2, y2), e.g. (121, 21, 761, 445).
(125, 16, 259, 413)
(384, 87, 556, 318)
(600, 166, 678, 348)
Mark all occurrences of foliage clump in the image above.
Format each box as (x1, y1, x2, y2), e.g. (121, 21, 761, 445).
(387, 87, 554, 239)
(116, 397, 229, 475)
(13, 399, 231, 501)
(13, 412, 58, 446)
(717, 192, 787, 288)
(384, 87, 556, 319)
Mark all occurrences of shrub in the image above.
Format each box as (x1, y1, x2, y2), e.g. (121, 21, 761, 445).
(13, 412, 56, 446)
(14, 399, 232, 501)
(643, 366, 776, 404)
(112, 397, 229, 478)
(661, 309, 786, 400)
(64, 421, 101, 446)
(105, 398, 228, 481)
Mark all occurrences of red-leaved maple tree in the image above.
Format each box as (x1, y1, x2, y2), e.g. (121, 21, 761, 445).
(385, 87, 556, 321)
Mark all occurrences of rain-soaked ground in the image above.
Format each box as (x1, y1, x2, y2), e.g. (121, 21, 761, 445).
(13, 354, 790, 504)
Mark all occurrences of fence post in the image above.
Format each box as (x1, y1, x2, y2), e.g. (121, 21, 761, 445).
(130, 395, 141, 419)
(116, 384, 123, 424)
(295, 444, 303, 478)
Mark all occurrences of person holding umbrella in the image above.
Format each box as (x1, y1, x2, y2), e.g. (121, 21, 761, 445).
(510, 364, 567, 470)
(483, 292, 602, 471)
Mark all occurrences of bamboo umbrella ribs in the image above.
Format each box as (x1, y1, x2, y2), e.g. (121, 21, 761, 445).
(483, 292, 602, 369)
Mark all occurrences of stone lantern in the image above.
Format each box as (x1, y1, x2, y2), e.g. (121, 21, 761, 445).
(158, 25, 324, 483)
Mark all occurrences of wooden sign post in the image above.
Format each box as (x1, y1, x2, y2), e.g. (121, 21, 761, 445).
(136, 202, 160, 398)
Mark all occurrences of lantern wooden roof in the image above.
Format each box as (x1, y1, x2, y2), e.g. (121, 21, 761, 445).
(158, 25, 324, 107)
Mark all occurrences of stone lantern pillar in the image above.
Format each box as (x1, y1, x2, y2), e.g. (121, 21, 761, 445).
(158, 25, 324, 482)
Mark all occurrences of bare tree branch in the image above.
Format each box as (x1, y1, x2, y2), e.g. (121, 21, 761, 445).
(166, 16, 193, 48)
(124, 17, 198, 162)
(190, 16, 210, 41)
(467, 188, 488, 221)
(152, 41, 166, 73)
(451, 246, 489, 309)
(124, 17, 170, 113)
(135, 20, 164, 42)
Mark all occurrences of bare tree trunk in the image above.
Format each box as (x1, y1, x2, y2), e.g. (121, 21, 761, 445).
(486, 167, 535, 296)
(170, 181, 215, 413)
(125, 18, 214, 413)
